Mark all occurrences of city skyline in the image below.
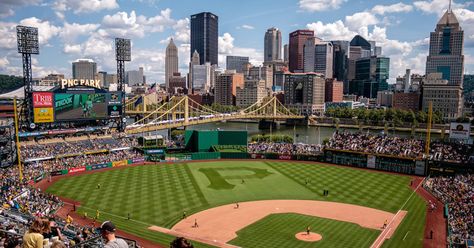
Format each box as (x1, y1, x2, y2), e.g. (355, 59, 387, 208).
(0, 0, 473, 84)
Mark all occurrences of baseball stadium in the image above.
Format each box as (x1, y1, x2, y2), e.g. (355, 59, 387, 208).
(1, 3, 473, 248)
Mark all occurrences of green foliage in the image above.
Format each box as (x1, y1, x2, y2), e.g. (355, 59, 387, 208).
(250, 134, 293, 143)
(0, 75, 23, 94)
(170, 129, 185, 138)
(325, 107, 444, 125)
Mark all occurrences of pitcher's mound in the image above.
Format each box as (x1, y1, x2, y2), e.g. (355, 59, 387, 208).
(295, 232, 323, 242)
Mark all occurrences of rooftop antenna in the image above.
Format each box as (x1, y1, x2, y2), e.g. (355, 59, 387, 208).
(448, 0, 452, 13)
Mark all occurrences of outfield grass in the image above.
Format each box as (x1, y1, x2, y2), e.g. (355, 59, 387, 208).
(229, 213, 380, 248)
(46, 161, 426, 248)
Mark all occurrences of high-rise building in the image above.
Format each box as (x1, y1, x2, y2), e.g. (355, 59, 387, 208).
(393, 70, 422, 111)
(303, 38, 333, 78)
(226, 56, 249, 73)
(190, 12, 218, 65)
(215, 71, 244, 106)
(426, 6, 464, 86)
(422, 73, 463, 119)
(289, 30, 314, 73)
(264, 27, 282, 62)
(165, 38, 179, 90)
(168, 72, 187, 95)
(97, 71, 107, 88)
(192, 62, 212, 94)
(72, 59, 97, 79)
(349, 56, 390, 98)
(325, 79, 343, 102)
(283, 44, 289, 63)
(236, 79, 267, 107)
(331, 40, 350, 91)
(105, 74, 117, 87)
(188, 50, 200, 90)
(126, 67, 144, 86)
(284, 73, 325, 115)
(243, 65, 273, 90)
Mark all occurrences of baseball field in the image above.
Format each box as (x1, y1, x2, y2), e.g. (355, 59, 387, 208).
(45, 160, 426, 248)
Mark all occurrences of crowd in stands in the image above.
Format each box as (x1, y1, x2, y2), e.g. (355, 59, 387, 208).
(327, 131, 425, 159)
(248, 142, 323, 155)
(326, 131, 473, 163)
(425, 174, 474, 244)
(21, 135, 137, 160)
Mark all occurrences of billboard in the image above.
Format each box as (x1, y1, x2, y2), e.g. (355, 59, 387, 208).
(54, 93, 107, 120)
(34, 107, 54, 123)
(449, 123, 471, 140)
(33, 92, 53, 107)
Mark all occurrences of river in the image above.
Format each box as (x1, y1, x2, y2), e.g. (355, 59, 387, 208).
(183, 121, 439, 145)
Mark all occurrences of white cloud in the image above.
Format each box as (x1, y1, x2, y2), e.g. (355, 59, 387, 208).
(306, 20, 356, 40)
(0, 57, 9, 67)
(372, 2, 413, 15)
(53, 0, 118, 14)
(413, 0, 468, 14)
(299, 0, 346, 12)
(60, 22, 99, 43)
(63, 44, 81, 54)
(100, 9, 175, 38)
(237, 24, 255, 30)
(0, 0, 41, 18)
(19, 17, 60, 46)
(345, 12, 379, 32)
(0, 22, 17, 50)
(217, 32, 263, 68)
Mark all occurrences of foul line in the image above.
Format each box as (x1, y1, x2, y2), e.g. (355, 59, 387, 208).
(370, 177, 425, 248)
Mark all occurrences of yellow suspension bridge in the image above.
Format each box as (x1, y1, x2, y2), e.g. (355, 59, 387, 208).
(124, 95, 305, 134)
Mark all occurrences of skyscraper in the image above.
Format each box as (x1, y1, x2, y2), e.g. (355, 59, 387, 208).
(188, 50, 200, 90)
(226, 56, 249, 73)
(349, 56, 390, 98)
(283, 44, 289, 63)
(126, 67, 144, 86)
(165, 38, 179, 90)
(264, 27, 282, 62)
(331, 40, 350, 91)
(303, 38, 333, 78)
(426, 6, 464, 86)
(289, 30, 314, 73)
(190, 12, 218, 65)
(72, 59, 97, 80)
(215, 71, 244, 106)
(284, 73, 325, 115)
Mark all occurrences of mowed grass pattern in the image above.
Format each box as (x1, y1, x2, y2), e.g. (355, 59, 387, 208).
(46, 161, 425, 248)
(229, 213, 380, 248)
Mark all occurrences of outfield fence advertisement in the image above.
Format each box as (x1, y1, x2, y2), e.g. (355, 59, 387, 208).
(449, 123, 471, 140)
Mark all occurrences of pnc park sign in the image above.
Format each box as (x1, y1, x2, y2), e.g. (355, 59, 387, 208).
(61, 79, 101, 89)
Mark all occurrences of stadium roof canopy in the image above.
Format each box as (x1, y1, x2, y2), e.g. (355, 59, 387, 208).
(0, 86, 54, 99)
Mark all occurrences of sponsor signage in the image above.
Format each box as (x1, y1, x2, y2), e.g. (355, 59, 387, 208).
(250, 154, 265, 159)
(60, 79, 101, 89)
(33, 92, 53, 107)
(33, 107, 54, 123)
(68, 167, 86, 174)
(132, 158, 145, 164)
(112, 160, 128, 167)
(449, 123, 471, 140)
(367, 155, 376, 169)
(146, 149, 165, 154)
(108, 105, 122, 117)
(278, 155, 292, 160)
(50, 171, 63, 176)
(91, 163, 110, 170)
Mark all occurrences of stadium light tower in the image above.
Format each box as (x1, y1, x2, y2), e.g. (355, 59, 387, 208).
(16, 25, 39, 125)
(115, 38, 131, 132)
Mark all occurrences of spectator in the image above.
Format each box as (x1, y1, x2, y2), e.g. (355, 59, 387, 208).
(99, 221, 129, 248)
(170, 237, 194, 248)
(22, 218, 50, 248)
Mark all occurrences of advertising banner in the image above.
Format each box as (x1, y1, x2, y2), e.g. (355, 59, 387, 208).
(68, 167, 86, 174)
(33, 107, 54, 123)
(33, 92, 53, 107)
(132, 158, 145, 164)
(145, 149, 165, 154)
(367, 155, 376, 169)
(50, 171, 63, 177)
(112, 160, 127, 167)
(91, 163, 110, 170)
(250, 154, 265, 159)
(449, 123, 471, 140)
(84, 150, 108, 155)
(278, 155, 293, 160)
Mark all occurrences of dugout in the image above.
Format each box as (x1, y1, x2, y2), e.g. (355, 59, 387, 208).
(184, 130, 247, 152)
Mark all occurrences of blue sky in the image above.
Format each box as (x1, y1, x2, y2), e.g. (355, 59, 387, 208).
(0, 0, 473, 84)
